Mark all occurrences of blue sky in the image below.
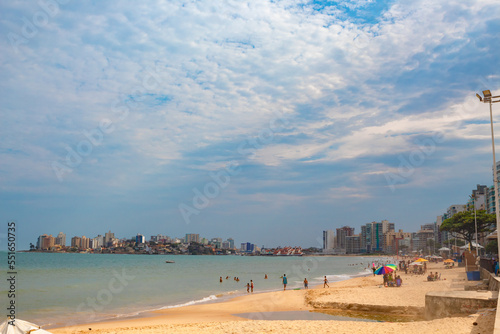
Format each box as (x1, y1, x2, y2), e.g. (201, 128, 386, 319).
(1, 0, 500, 249)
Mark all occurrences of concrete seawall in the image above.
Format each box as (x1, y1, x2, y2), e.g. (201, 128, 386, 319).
(425, 290, 498, 320)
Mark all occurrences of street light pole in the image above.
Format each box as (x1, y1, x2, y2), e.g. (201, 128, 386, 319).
(470, 194, 478, 257)
(477, 90, 500, 258)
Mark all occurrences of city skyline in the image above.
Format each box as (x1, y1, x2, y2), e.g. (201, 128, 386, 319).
(1, 1, 500, 250)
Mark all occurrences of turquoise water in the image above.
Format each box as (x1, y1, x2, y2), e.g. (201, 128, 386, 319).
(0, 252, 386, 328)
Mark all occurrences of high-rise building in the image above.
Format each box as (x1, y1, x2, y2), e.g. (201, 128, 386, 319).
(360, 224, 372, 253)
(81, 236, 90, 249)
(360, 220, 394, 253)
(346, 235, 361, 254)
(136, 234, 146, 244)
(104, 230, 115, 247)
(487, 186, 496, 214)
(55, 232, 66, 246)
(447, 205, 466, 217)
(322, 230, 335, 253)
(210, 238, 222, 248)
(372, 220, 394, 252)
(384, 230, 412, 254)
(71, 236, 81, 249)
(416, 225, 436, 255)
(93, 235, 104, 248)
(336, 226, 354, 253)
(37, 234, 48, 250)
(227, 238, 235, 249)
(185, 233, 200, 243)
(43, 235, 55, 250)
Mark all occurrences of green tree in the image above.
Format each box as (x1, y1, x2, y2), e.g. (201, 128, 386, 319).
(440, 210, 495, 247)
(486, 239, 498, 254)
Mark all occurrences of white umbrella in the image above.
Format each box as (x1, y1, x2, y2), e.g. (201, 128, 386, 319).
(0, 318, 53, 334)
(438, 247, 450, 251)
(459, 242, 484, 249)
(409, 261, 423, 266)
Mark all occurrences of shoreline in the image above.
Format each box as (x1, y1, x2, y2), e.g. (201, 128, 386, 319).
(47, 266, 373, 329)
(49, 261, 492, 334)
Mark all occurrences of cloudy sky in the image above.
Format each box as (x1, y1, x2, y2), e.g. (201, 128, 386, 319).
(1, 0, 500, 249)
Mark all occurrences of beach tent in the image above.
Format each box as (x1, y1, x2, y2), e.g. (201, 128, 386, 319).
(0, 318, 53, 334)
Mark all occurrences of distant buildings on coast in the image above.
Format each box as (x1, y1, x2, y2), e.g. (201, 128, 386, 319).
(32, 231, 304, 256)
(322, 183, 495, 256)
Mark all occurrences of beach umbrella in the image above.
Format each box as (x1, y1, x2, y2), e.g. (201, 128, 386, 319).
(385, 264, 397, 270)
(0, 318, 53, 334)
(415, 258, 428, 262)
(374, 265, 395, 275)
(438, 247, 450, 251)
(459, 242, 484, 249)
(444, 259, 455, 263)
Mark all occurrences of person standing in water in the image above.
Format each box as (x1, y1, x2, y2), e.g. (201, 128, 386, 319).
(282, 274, 288, 291)
(250, 280, 254, 293)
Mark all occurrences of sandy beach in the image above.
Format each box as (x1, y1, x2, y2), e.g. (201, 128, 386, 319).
(51, 262, 495, 334)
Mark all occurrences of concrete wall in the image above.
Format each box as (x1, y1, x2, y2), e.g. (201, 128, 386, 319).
(480, 267, 500, 291)
(425, 291, 498, 320)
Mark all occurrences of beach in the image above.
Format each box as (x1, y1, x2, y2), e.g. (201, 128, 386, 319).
(51, 262, 495, 334)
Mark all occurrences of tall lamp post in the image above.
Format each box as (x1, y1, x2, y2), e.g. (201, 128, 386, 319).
(469, 194, 478, 257)
(477, 90, 500, 258)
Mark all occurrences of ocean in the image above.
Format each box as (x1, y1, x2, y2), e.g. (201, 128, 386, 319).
(1, 252, 389, 328)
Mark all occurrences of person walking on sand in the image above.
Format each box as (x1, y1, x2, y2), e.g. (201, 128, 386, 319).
(323, 276, 329, 288)
(304, 278, 308, 289)
(250, 280, 254, 293)
(282, 274, 288, 290)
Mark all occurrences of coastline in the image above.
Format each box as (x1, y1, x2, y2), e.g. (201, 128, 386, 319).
(50, 262, 492, 334)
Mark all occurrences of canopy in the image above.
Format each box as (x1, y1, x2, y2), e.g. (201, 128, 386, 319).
(0, 318, 53, 334)
(459, 242, 484, 249)
(486, 230, 498, 240)
(409, 261, 423, 266)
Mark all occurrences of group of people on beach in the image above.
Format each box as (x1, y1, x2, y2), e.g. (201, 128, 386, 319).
(219, 273, 331, 292)
(382, 272, 403, 287)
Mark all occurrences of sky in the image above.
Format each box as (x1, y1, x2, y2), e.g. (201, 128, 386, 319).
(1, 0, 500, 250)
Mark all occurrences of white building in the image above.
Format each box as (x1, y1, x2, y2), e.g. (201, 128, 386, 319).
(322, 230, 335, 253)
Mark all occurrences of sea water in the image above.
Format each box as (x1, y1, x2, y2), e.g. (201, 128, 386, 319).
(0, 252, 388, 328)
